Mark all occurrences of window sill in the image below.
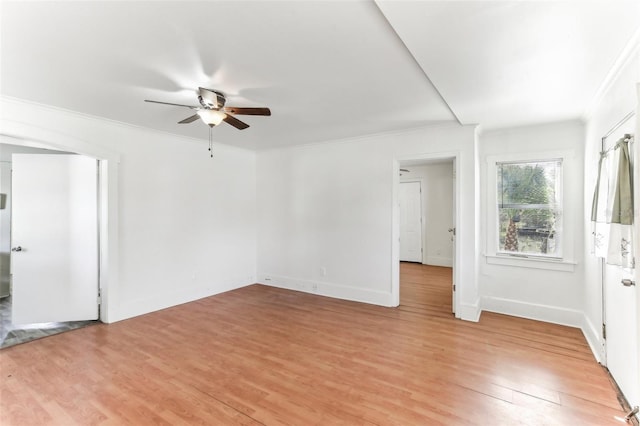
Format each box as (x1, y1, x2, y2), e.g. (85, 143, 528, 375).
(484, 254, 576, 272)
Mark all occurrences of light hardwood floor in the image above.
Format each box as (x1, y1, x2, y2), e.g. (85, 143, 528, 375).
(0, 263, 627, 425)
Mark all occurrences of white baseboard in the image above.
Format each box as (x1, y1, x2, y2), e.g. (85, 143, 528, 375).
(258, 273, 394, 307)
(582, 314, 605, 363)
(481, 297, 605, 363)
(481, 296, 583, 328)
(457, 300, 481, 322)
(111, 278, 253, 323)
(424, 256, 453, 267)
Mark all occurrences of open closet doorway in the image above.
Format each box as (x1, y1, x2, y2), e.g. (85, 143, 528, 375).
(397, 157, 456, 315)
(0, 142, 100, 347)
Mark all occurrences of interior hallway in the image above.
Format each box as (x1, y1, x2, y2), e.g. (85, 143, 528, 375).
(0, 264, 627, 425)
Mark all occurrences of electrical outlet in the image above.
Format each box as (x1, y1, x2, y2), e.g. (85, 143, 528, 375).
(312, 283, 318, 292)
(320, 267, 327, 277)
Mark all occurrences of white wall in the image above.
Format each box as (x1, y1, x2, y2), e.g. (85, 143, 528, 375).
(478, 120, 585, 327)
(583, 44, 639, 361)
(400, 163, 454, 267)
(256, 124, 480, 321)
(1, 97, 257, 323)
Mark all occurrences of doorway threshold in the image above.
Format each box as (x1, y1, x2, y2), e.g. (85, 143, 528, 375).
(0, 296, 98, 349)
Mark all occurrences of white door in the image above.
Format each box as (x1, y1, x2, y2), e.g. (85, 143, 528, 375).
(602, 121, 639, 410)
(604, 261, 638, 408)
(11, 154, 99, 324)
(399, 181, 422, 262)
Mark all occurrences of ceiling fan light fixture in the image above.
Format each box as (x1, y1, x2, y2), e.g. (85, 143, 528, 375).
(146, 87, 268, 131)
(197, 109, 226, 126)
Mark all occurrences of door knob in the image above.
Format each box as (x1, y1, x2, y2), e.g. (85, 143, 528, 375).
(11, 246, 22, 252)
(621, 279, 636, 287)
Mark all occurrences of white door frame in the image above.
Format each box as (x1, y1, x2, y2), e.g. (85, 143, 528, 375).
(391, 152, 460, 315)
(1, 119, 120, 323)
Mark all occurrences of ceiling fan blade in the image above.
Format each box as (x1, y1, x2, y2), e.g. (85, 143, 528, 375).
(178, 114, 200, 124)
(223, 107, 271, 116)
(223, 113, 250, 130)
(145, 99, 198, 109)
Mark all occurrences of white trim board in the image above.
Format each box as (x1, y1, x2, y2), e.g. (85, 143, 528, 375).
(258, 273, 393, 307)
(424, 256, 453, 267)
(457, 301, 481, 323)
(116, 279, 252, 323)
(582, 314, 605, 363)
(481, 297, 606, 363)
(481, 296, 583, 328)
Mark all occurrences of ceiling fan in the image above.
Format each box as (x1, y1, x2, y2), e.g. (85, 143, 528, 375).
(144, 87, 271, 130)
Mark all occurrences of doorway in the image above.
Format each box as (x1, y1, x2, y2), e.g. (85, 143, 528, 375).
(397, 158, 456, 313)
(0, 143, 100, 347)
(1, 120, 118, 326)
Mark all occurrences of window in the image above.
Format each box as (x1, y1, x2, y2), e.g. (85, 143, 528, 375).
(496, 159, 562, 258)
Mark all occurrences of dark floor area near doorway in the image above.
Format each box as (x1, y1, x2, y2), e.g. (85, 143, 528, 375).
(0, 296, 97, 349)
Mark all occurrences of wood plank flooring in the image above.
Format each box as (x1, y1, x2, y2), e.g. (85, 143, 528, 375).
(0, 263, 628, 425)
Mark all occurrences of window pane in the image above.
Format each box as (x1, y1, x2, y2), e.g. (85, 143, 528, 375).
(496, 159, 562, 257)
(498, 208, 559, 255)
(497, 161, 559, 207)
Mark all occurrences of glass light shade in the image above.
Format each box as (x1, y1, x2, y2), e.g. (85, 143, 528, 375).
(197, 109, 226, 126)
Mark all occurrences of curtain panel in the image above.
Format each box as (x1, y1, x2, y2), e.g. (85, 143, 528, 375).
(591, 134, 635, 268)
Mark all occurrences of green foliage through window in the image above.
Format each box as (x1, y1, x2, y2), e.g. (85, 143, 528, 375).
(497, 160, 562, 257)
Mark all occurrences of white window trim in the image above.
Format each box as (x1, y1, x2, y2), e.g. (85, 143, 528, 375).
(485, 150, 576, 272)
(484, 253, 577, 272)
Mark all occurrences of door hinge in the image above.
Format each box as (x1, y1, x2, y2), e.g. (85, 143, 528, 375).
(602, 323, 606, 340)
(97, 290, 102, 305)
(624, 406, 639, 422)
(453, 284, 456, 292)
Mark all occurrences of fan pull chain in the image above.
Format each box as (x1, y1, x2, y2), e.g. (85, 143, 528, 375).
(208, 126, 213, 158)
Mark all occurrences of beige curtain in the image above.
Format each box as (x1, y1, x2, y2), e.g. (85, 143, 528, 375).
(611, 138, 634, 225)
(591, 134, 635, 267)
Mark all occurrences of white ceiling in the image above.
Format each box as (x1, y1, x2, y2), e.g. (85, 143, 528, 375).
(1, 1, 638, 150)
(377, 0, 640, 130)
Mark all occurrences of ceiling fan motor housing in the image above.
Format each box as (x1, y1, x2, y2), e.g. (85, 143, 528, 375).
(198, 87, 226, 109)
